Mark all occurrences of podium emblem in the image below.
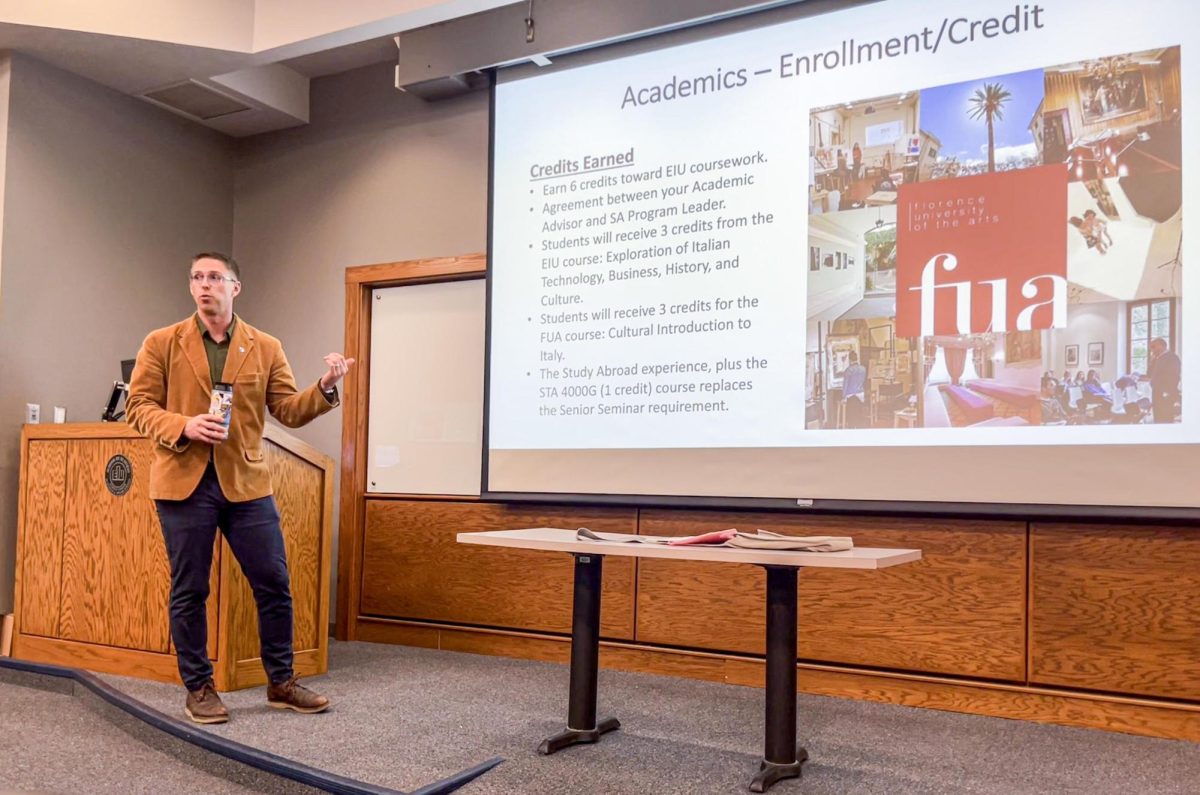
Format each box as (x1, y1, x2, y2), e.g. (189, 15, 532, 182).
(105, 454, 133, 496)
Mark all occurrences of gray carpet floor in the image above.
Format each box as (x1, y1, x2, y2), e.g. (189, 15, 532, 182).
(0, 680, 266, 795)
(87, 640, 1200, 794)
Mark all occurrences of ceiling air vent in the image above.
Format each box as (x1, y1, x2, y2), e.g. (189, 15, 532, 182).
(140, 81, 252, 120)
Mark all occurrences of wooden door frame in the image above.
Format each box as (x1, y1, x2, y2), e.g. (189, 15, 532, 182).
(336, 253, 487, 639)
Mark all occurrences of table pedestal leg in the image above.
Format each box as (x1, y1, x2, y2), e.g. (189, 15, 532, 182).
(539, 553, 620, 755)
(750, 565, 807, 793)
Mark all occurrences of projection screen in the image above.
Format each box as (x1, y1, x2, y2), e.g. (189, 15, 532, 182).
(486, 0, 1197, 512)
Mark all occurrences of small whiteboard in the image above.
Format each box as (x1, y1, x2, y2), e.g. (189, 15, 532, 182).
(367, 279, 485, 495)
(865, 119, 904, 146)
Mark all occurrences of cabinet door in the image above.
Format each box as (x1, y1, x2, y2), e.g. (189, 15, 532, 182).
(59, 439, 171, 653)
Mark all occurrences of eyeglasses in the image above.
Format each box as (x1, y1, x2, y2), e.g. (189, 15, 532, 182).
(190, 272, 238, 285)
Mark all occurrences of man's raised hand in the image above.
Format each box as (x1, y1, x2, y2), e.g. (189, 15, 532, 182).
(319, 353, 355, 392)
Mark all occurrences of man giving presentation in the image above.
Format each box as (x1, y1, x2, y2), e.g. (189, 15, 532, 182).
(127, 252, 353, 724)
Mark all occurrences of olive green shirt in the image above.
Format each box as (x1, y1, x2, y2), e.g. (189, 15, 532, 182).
(196, 313, 236, 386)
(194, 313, 339, 401)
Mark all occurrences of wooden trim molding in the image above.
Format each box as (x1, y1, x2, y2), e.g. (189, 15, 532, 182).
(263, 423, 336, 473)
(21, 422, 143, 440)
(261, 422, 335, 670)
(14, 634, 183, 685)
(345, 253, 486, 286)
(336, 279, 370, 639)
(355, 617, 1200, 742)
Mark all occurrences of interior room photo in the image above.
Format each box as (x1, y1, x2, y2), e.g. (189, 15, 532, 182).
(807, 205, 898, 319)
(805, 206, 921, 430)
(909, 291, 1183, 429)
(916, 333, 1044, 428)
(1041, 48, 1184, 303)
(1065, 176, 1182, 300)
(805, 315, 920, 430)
(1040, 294, 1183, 425)
(809, 91, 929, 212)
(1039, 47, 1181, 187)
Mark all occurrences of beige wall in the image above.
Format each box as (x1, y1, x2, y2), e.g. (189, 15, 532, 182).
(0, 0, 254, 50)
(1046, 301, 1126, 385)
(0, 56, 10, 302)
(231, 61, 488, 600)
(0, 54, 235, 612)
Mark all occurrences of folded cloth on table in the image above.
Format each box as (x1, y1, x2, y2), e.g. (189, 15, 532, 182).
(725, 530, 853, 552)
(575, 527, 853, 552)
(575, 528, 672, 544)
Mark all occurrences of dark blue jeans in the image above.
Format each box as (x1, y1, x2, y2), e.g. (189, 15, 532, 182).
(155, 462, 293, 691)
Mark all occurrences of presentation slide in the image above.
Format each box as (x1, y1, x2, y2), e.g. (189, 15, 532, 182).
(488, 0, 1197, 508)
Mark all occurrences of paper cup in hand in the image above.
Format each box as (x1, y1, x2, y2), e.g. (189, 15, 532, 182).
(210, 383, 233, 428)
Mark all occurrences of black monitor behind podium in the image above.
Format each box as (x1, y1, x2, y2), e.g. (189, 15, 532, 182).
(102, 358, 136, 421)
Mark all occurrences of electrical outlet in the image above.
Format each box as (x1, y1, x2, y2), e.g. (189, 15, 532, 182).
(53, 406, 66, 423)
(25, 403, 40, 424)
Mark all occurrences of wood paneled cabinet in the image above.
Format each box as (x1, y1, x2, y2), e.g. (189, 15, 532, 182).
(13, 422, 334, 691)
(356, 502, 1029, 682)
(345, 499, 1200, 741)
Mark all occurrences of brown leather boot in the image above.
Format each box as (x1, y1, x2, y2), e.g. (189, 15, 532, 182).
(185, 680, 229, 724)
(267, 676, 330, 714)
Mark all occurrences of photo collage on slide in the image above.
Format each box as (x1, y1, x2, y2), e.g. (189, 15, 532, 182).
(804, 47, 1182, 431)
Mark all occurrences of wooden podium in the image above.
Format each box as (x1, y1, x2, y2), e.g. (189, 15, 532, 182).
(12, 422, 334, 691)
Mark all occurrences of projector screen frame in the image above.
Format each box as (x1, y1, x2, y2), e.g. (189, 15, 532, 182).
(481, 0, 1197, 522)
(479, 487, 1200, 524)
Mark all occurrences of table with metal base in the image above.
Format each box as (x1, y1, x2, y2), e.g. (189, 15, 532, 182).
(458, 528, 920, 793)
(536, 553, 621, 755)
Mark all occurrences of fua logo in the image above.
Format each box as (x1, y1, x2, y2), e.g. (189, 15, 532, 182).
(910, 253, 1067, 336)
(895, 166, 1068, 338)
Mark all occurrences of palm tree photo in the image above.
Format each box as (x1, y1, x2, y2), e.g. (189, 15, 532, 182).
(967, 83, 1012, 173)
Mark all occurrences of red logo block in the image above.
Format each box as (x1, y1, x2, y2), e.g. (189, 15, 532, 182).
(895, 166, 1068, 337)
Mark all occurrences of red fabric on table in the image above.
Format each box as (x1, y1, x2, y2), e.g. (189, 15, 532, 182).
(668, 529, 739, 546)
